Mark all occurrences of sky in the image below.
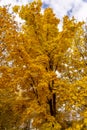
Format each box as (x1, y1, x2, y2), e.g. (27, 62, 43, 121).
(0, 0, 87, 22)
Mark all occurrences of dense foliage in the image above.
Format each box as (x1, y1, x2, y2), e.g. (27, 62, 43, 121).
(0, 1, 87, 130)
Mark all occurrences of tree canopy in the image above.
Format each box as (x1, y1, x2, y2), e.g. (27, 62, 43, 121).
(0, 1, 87, 130)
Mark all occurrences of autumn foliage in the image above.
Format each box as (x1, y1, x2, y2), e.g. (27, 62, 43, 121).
(0, 1, 87, 130)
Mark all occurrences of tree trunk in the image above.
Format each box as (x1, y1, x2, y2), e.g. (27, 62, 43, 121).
(49, 93, 56, 117)
(53, 93, 56, 116)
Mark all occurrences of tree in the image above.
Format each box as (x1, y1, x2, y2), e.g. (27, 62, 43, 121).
(0, 6, 27, 130)
(0, 1, 87, 130)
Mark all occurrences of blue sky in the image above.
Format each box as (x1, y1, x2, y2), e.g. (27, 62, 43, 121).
(0, 0, 87, 21)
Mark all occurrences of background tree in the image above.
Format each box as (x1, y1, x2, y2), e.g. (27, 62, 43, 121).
(0, 6, 29, 130)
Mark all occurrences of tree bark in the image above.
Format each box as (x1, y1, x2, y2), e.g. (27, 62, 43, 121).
(49, 93, 56, 117)
(53, 93, 56, 116)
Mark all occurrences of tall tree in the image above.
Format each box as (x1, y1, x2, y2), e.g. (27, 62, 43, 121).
(0, 1, 87, 130)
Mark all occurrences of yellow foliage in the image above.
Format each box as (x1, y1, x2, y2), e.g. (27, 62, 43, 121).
(13, 5, 20, 13)
(0, 1, 87, 130)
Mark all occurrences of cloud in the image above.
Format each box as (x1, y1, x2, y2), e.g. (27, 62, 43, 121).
(42, 0, 87, 22)
(0, 0, 33, 6)
(72, 2, 87, 21)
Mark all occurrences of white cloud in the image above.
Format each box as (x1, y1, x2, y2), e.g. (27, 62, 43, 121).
(41, 0, 87, 22)
(73, 2, 87, 21)
(0, 0, 32, 6)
